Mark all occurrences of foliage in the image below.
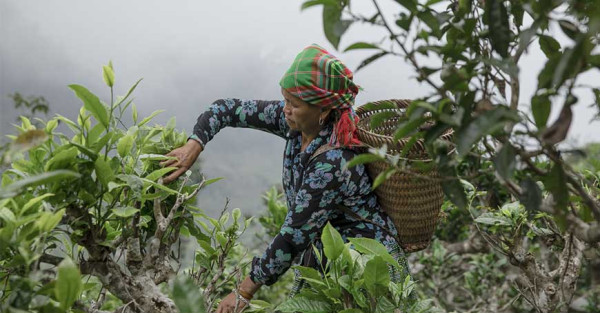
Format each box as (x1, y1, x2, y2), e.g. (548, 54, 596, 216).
(304, 0, 600, 311)
(0, 63, 249, 312)
(277, 222, 435, 313)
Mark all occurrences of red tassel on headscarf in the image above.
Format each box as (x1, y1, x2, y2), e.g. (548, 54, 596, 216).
(332, 108, 361, 147)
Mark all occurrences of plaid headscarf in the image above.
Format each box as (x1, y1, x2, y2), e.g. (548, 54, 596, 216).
(280, 44, 361, 147)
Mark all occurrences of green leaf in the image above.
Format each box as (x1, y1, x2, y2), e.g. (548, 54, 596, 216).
(294, 266, 327, 287)
(345, 153, 385, 169)
(45, 146, 79, 171)
(323, 5, 352, 50)
(363, 256, 390, 295)
(531, 94, 552, 129)
(138, 109, 165, 127)
(102, 65, 115, 88)
(538, 35, 561, 57)
(68, 84, 109, 129)
(356, 51, 388, 72)
(55, 257, 82, 311)
(112, 206, 140, 218)
(36, 208, 66, 232)
(0, 208, 16, 224)
(485, 0, 511, 58)
(455, 107, 519, 158)
(348, 237, 401, 269)
(370, 111, 400, 130)
(0, 170, 81, 198)
(558, 20, 578, 39)
(543, 163, 569, 213)
(117, 134, 135, 158)
(132, 103, 138, 124)
(114, 78, 143, 109)
(475, 213, 512, 226)
(204, 177, 224, 186)
(22, 193, 54, 213)
(493, 144, 516, 180)
(141, 178, 179, 195)
(441, 179, 468, 210)
(395, 0, 418, 13)
(301, 0, 338, 11)
(145, 167, 178, 182)
(276, 296, 332, 313)
(322, 222, 345, 261)
(344, 42, 380, 52)
(171, 275, 206, 313)
(372, 168, 396, 190)
(519, 179, 542, 213)
(376, 296, 396, 313)
(94, 157, 115, 187)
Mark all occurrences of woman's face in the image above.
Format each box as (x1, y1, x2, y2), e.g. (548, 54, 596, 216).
(282, 88, 329, 133)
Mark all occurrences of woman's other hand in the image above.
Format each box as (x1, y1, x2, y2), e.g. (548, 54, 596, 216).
(216, 292, 248, 313)
(160, 139, 203, 184)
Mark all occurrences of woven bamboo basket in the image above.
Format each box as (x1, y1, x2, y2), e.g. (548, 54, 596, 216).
(355, 99, 453, 253)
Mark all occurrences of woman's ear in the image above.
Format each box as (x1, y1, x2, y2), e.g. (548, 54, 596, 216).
(320, 107, 334, 123)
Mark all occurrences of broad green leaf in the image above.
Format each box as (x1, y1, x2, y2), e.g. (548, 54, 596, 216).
(301, 0, 338, 11)
(370, 111, 400, 130)
(363, 256, 390, 295)
(138, 110, 165, 127)
(145, 167, 178, 182)
(36, 208, 66, 233)
(344, 42, 379, 51)
(95, 157, 115, 187)
(69, 84, 109, 128)
(45, 146, 79, 171)
(22, 193, 54, 213)
(294, 266, 325, 285)
(171, 275, 206, 313)
(441, 179, 468, 210)
(395, 0, 418, 12)
(475, 213, 512, 226)
(519, 179, 542, 213)
(558, 20, 578, 39)
(204, 177, 224, 186)
(323, 4, 352, 50)
(87, 123, 106, 146)
(345, 154, 385, 169)
(356, 51, 388, 72)
(538, 35, 561, 57)
(376, 295, 396, 313)
(372, 168, 396, 190)
(102, 65, 115, 87)
(543, 163, 569, 213)
(455, 107, 519, 158)
(117, 134, 135, 158)
(276, 296, 332, 313)
(141, 178, 179, 195)
(531, 94, 551, 129)
(114, 78, 143, 108)
(493, 144, 516, 180)
(92, 132, 112, 153)
(139, 154, 177, 161)
(0, 207, 16, 224)
(348, 237, 400, 269)
(322, 222, 344, 261)
(112, 206, 140, 218)
(485, 0, 511, 58)
(232, 207, 241, 222)
(0, 170, 80, 198)
(55, 258, 82, 311)
(68, 141, 98, 160)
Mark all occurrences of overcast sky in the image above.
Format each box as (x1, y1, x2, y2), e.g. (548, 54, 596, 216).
(1, 0, 599, 216)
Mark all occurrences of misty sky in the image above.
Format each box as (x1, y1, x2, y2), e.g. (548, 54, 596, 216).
(2, 0, 599, 217)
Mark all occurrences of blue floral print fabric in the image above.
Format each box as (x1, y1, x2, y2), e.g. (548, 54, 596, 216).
(192, 99, 407, 286)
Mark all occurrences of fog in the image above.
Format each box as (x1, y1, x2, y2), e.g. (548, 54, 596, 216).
(2, 0, 598, 217)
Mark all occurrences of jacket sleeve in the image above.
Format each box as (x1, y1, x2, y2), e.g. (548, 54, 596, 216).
(249, 149, 369, 285)
(189, 98, 288, 148)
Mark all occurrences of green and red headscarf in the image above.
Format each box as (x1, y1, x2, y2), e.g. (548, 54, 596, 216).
(280, 44, 361, 147)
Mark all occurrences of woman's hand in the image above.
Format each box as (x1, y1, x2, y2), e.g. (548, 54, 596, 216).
(216, 292, 248, 313)
(160, 139, 203, 184)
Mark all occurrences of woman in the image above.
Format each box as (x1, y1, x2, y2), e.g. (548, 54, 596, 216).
(161, 44, 411, 312)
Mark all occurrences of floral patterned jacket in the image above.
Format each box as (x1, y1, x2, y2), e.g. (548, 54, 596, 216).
(191, 98, 401, 285)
